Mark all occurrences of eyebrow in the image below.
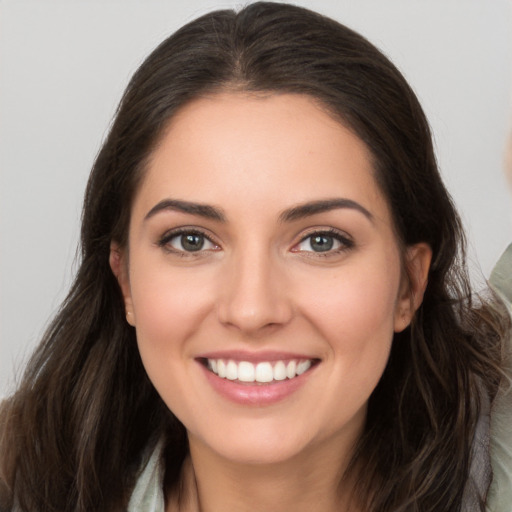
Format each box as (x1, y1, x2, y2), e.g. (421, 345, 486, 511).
(144, 199, 226, 222)
(144, 197, 373, 224)
(279, 198, 374, 223)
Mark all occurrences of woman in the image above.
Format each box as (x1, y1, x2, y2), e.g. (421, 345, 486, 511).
(0, 3, 509, 511)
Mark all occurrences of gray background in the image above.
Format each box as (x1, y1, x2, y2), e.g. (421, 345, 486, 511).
(2, 0, 512, 398)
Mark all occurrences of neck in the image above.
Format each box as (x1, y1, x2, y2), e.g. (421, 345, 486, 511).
(169, 431, 362, 512)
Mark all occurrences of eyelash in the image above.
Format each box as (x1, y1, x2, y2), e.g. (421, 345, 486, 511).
(157, 228, 219, 256)
(293, 228, 354, 256)
(157, 227, 354, 256)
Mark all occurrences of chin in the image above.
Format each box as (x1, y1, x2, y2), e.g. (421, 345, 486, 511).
(186, 414, 312, 463)
(204, 434, 312, 466)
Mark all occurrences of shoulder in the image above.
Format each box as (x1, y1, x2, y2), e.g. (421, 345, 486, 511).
(487, 243, 512, 512)
(490, 243, 512, 307)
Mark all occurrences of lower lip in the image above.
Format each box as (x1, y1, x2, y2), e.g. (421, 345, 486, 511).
(199, 362, 315, 406)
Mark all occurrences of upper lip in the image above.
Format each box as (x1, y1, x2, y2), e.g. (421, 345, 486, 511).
(196, 350, 319, 363)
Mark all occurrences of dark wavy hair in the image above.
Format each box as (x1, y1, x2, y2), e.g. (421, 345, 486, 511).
(0, 3, 508, 511)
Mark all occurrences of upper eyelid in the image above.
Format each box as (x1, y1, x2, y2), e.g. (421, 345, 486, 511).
(159, 226, 217, 240)
(156, 225, 353, 248)
(157, 227, 220, 250)
(293, 228, 355, 254)
(297, 227, 353, 242)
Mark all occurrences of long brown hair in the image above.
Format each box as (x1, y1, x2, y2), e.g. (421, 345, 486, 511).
(1, 3, 508, 511)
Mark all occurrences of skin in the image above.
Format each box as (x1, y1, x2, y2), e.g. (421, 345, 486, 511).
(111, 93, 431, 512)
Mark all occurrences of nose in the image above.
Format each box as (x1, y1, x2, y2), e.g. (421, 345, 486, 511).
(216, 246, 293, 336)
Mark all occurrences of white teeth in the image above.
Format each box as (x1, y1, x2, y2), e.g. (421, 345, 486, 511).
(273, 361, 287, 381)
(296, 360, 312, 375)
(255, 362, 273, 383)
(238, 361, 255, 382)
(217, 360, 226, 378)
(206, 358, 314, 383)
(226, 360, 238, 380)
(286, 360, 296, 379)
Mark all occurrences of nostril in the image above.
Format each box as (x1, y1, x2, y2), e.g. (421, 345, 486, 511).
(215, 258, 294, 332)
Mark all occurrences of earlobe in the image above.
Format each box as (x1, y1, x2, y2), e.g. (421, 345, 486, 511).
(394, 243, 432, 332)
(109, 242, 136, 326)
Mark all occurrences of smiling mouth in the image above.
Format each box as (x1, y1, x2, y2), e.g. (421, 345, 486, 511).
(201, 358, 318, 384)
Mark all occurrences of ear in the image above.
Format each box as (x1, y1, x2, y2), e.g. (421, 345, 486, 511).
(394, 243, 432, 333)
(109, 242, 135, 326)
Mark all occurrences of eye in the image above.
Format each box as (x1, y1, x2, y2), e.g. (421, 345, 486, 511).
(293, 230, 353, 254)
(158, 229, 219, 254)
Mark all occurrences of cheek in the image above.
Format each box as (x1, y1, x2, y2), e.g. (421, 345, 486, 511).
(306, 260, 398, 328)
(127, 263, 222, 423)
(128, 262, 216, 378)
(296, 253, 401, 378)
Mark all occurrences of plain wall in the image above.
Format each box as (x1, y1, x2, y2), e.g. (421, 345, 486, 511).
(1, 0, 512, 398)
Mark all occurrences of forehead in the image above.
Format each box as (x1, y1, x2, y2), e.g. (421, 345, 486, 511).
(133, 92, 389, 224)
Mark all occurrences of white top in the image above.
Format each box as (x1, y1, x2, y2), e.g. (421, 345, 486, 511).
(127, 439, 166, 512)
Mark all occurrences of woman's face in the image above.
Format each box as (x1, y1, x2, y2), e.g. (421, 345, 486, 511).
(113, 93, 429, 466)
